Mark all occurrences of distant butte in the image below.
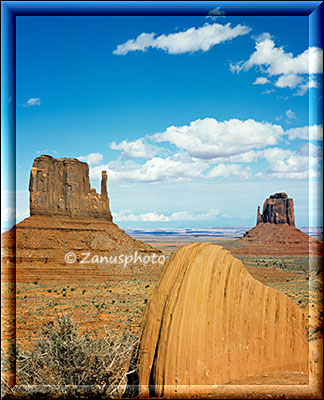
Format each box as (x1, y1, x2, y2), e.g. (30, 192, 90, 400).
(224, 192, 322, 257)
(257, 192, 295, 226)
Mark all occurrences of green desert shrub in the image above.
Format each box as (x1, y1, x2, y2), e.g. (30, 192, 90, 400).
(16, 316, 138, 398)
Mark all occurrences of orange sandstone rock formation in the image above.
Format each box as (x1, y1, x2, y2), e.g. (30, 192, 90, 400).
(1, 155, 158, 284)
(30, 155, 112, 220)
(226, 192, 322, 256)
(136, 243, 309, 397)
(257, 192, 295, 226)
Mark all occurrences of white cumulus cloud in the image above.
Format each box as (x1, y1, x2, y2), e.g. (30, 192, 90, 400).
(295, 76, 320, 96)
(78, 152, 104, 166)
(110, 138, 159, 159)
(208, 164, 252, 179)
(113, 23, 251, 55)
(262, 144, 322, 179)
(253, 77, 270, 85)
(90, 153, 208, 183)
(230, 33, 323, 95)
(87, 118, 323, 184)
(151, 117, 284, 159)
(275, 74, 303, 88)
(285, 124, 323, 141)
(207, 150, 259, 164)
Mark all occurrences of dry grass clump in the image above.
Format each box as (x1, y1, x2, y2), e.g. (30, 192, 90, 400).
(16, 316, 137, 399)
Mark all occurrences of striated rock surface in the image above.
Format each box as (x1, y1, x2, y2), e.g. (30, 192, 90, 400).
(1, 215, 159, 284)
(30, 155, 112, 220)
(136, 243, 309, 397)
(258, 192, 295, 226)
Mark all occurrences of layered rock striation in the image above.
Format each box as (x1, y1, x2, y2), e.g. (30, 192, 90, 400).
(136, 243, 309, 397)
(30, 155, 112, 220)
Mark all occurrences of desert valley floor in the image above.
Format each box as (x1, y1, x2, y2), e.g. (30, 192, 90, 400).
(1, 234, 323, 394)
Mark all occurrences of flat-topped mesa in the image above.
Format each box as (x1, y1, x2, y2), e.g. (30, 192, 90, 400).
(257, 192, 295, 226)
(29, 155, 112, 220)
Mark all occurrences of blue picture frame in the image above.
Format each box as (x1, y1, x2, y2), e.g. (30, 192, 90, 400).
(1, 1, 323, 398)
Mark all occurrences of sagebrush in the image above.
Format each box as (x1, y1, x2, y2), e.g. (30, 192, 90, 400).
(16, 316, 138, 398)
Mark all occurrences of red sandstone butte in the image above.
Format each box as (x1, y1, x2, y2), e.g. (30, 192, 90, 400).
(226, 192, 322, 257)
(257, 192, 295, 226)
(29, 155, 112, 220)
(1, 155, 158, 284)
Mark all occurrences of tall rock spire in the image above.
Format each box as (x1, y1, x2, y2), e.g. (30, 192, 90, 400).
(101, 170, 108, 198)
(257, 205, 262, 225)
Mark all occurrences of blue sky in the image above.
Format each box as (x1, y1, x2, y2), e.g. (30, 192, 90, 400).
(3, 14, 323, 228)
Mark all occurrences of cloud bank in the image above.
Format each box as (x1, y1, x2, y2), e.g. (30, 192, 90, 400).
(113, 208, 219, 222)
(82, 118, 322, 184)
